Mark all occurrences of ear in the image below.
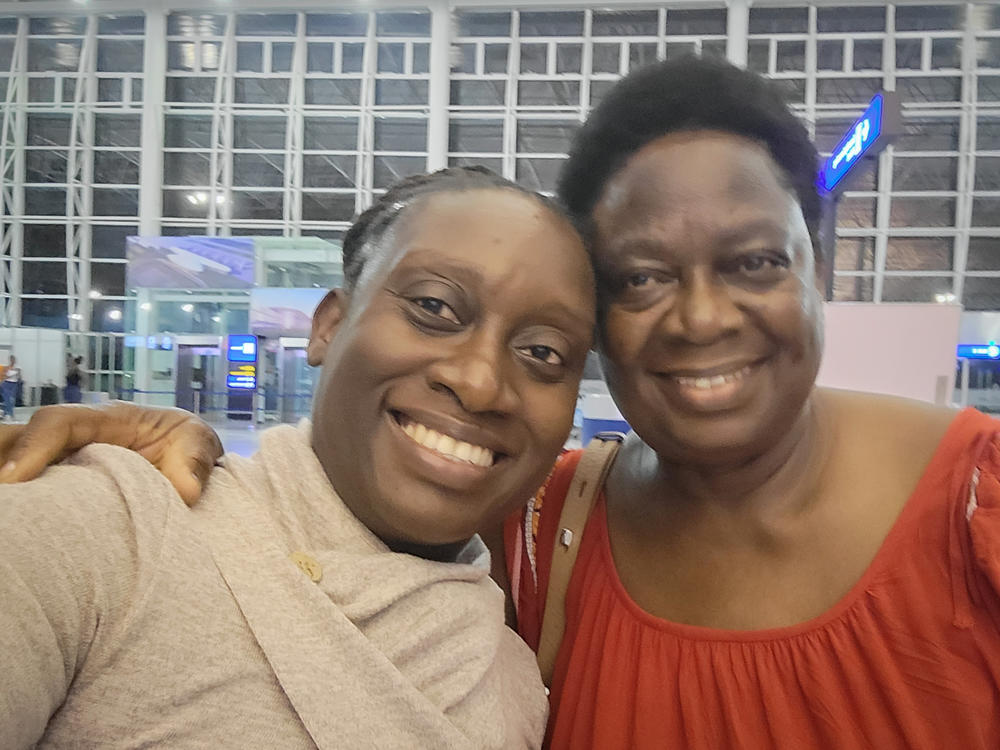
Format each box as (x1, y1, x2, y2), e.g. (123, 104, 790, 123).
(307, 289, 348, 367)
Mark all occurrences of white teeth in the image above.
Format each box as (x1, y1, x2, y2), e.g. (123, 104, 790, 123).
(399, 418, 494, 467)
(675, 365, 752, 390)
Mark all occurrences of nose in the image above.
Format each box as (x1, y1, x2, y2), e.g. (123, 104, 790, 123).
(662, 269, 742, 345)
(426, 334, 520, 415)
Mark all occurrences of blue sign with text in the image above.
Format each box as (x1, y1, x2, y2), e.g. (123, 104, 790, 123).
(818, 92, 901, 195)
(227, 334, 257, 363)
(958, 344, 1000, 360)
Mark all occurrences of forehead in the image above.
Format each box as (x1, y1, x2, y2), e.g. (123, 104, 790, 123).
(592, 131, 807, 255)
(599, 132, 796, 222)
(376, 188, 594, 312)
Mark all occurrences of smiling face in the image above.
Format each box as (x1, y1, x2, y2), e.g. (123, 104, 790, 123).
(309, 188, 595, 550)
(591, 131, 824, 467)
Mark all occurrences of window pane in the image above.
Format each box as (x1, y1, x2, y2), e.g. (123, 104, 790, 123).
(305, 79, 361, 106)
(456, 12, 511, 37)
(484, 44, 508, 74)
(665, 9, 727, 35)
(450, 80, 505, 107)
(852, 40, 883, 70)
(28, 39, 81, 72)
(817, 40, 844, 71)
(163, 152, 211, 185)
(23, 224, 67, 258)
(24, 187, 66, 215)
(232, 153, 284, 187)
(749, 7, 809, 34)
(834, 237, 875, 271)
(27, 113, 71, 147)
(816, 77, 881, 104)
(519, 11, 584, 37)
(449, 120, 503, 153)
(94, 151, 141, 185)
(303, 117, 359, 151)
(931, 38, 961, 69)
(233, 117, 286, 150)
(301, 192, 356, 222)
(895, 39, 923, 69)
(91, 262, 126, 296)
(167, 14, 227, 37)
(962, 277, 1000, 311)
(515, 157, 565, 192)
(93, 188, 139, 216)
(92, 225, 137, 259)
(165, 76, 215, 103)
(967, 238, 1000, 271)
(373, 119, 427, 152)
(517, 80, 580, 107)
(975, 157, 1000, 191)
(892, 156, 957, 191)
(890, 197, 956, 227)
(897, 76, 962, 103)
(375, 79, 428, 106)
(885, 237, 954, 271)
(305, 13, 368, 37)
(22, 261, 67, 294)
(777, 41, 805, 72)
(231, 191, 283, 221)
(235, 13, 297, 36)
(97, 40, 143, 72)
(373, 155, 426, 188)
(94, 114, 141, 147)
(516, 120, 576, 154)
(881, 275, 953, 302)
(234, 78, 289, 105)
(25, 150, 67, 183)
(838, 196, 877, 228)
(592, 43, 621, 74)
(308, 42, 334, 73)
(520, 43, 548, 74)
(376, 12, 431, 37)
(817, 7, 885, 32)
(898, 117, 960, 151)
(302, 155, 357, 188)
(895, 5, 963, 31)
(592, 10, 659, 37)
(972, 198, 1000, 227)
(832, 275, 874, 301)
(378, 43, 405, 74)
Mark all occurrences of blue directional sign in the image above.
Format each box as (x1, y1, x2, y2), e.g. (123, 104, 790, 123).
(818, 91, 902, 195)
(958, 344, 1000, 360)
(226, 334, 258, 389)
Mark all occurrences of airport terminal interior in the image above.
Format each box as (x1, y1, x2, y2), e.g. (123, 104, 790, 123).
(0, 0, 998, 453)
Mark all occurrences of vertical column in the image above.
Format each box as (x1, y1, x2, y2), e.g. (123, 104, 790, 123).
(952, 2, 981, 307)
(726, 0, 750, 68)
(0, 17, 27, 327)
(426, 0, 451, 171)
(284, 12, 306, 235)
(138, 7, 166, 237)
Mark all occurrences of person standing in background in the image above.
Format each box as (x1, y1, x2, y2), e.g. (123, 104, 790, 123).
(1, 355, 21, 421)
(64, 356, 84, 404)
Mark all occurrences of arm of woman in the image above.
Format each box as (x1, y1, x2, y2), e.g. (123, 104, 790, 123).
(0, 403, 222, 505)
(0, 459, 141, 747)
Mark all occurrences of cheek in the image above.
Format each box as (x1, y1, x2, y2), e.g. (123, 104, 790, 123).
(522, 384, 577, 447)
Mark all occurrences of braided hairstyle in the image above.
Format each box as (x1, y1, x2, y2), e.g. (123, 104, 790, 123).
(558, 56, 823, 261)
(340, 166, 575, 290)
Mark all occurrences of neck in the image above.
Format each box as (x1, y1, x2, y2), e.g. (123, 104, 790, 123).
(649, 394, 834, 518)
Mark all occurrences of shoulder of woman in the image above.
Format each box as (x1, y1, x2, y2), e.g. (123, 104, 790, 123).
(820, 387, 957, 447)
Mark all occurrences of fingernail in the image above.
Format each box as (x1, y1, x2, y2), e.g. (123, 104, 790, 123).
(0, 460, 16, 480)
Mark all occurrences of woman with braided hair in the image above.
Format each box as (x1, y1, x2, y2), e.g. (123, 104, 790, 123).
(0, 167, 595, 749)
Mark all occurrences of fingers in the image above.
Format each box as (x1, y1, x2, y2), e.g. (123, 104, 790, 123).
(0, 407, 94, 483)
(150, 414, 224, 507)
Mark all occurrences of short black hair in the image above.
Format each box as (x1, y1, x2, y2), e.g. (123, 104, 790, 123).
(341, 166, 572, 290)
(558, 56, 823, 260)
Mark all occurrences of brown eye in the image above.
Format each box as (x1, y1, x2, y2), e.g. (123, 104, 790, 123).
(626, 272, 651, 288)
(412, 297, 460, 324)
(526, 344, 563, 366)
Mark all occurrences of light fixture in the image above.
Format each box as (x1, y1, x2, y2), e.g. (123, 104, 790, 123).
(211, 315, 221, 323)
(88, 289, 102, 299)
(107, 308, 123, 321)
(181, 303, 195, 312)
(139, 302, 152, 311)
(69, 313, 83, 320)
(934, 292, 957, 304)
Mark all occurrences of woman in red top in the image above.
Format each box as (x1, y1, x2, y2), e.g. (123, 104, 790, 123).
(4, 58, 1000, 748)
(501, 57, 1000, 749)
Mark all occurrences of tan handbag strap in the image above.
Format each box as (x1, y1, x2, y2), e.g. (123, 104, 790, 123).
(537, 432, 624, 687)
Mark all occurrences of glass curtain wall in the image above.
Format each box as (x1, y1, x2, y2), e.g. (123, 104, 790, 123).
(0, 1, 997, 332)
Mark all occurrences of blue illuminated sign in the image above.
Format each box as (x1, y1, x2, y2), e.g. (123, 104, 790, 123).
(227, 334, 257, 363)
(227, 364, 257, 389)
(958, 344, 1000, 360)
(818, 92, 902, 195)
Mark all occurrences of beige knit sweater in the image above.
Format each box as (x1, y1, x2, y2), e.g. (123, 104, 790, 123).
(0, 423, 547, 749)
